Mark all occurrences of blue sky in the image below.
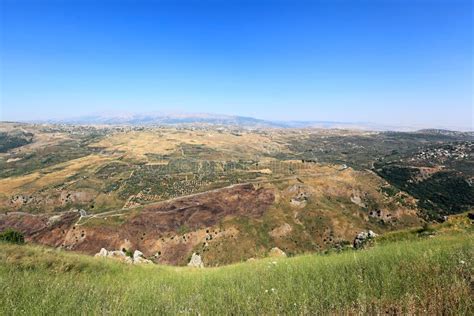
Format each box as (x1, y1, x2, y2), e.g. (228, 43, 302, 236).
(1, 0, 472, 129)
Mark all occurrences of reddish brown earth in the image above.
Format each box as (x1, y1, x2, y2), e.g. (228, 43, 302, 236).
(135, 183, 274, 232)
(0, 211, 80, 247)
(0, 184, 275, 265)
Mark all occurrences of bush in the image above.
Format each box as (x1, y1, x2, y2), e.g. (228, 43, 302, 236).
(0, 229, 25, 244)
(417, 223, 435, 236)
(122, 248, 133, 258)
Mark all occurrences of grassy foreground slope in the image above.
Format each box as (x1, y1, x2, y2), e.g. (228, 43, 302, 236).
(1, 221, 472, 315)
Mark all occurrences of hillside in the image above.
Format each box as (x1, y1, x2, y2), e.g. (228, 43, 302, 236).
(0, 215, 472, 315)
(0, 122, 472, 266)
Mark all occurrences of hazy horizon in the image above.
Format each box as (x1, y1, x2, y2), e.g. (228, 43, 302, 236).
(1, 109, 471, 132)
(1, 0, 472, 130)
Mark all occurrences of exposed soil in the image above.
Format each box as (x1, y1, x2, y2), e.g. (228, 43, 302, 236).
(0, 184, 275, 265)
(135, 183, 274, 232)
(0, 211, 80, 247)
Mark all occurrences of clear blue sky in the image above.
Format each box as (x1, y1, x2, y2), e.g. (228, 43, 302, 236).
(1, 0, 472, 129)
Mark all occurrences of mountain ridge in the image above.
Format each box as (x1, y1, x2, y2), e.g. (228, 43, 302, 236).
(23, 111, 429, 131)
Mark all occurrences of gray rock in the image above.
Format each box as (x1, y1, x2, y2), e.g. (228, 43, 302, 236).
(94, 248, 125, 259)
(134, 256, 152, 264)
(188, 253, 204, 268)
(353, 230, 377, 249)
(95, 248, 108, 257)
(95, 248, 152, 264)
(47, 215, 62, 226)
(107, 250, 126, 258)
(133, 250, 143, 260)
(269, 247, 287, 257)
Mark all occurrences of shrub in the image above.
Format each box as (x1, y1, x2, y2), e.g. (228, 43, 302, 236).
(417, 222, 435, 236)
(0, 229, 25, 244)
(123, 248, 133, 258)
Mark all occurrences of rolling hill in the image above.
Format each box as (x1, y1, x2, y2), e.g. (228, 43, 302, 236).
(1, 214, 472, 314)
(0, 122, 472, 267)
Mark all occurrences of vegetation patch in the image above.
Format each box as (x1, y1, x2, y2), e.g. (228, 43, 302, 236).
(0, 228, 471, 314)
(0, 228, 25, 244)
(376, 165, 474, 219)
(0, 131, 33, 153)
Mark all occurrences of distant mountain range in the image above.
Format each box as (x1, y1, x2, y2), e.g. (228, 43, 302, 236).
(57, 112, 277, 127)
(23, 112, 471, 132)
(27, 112, 405, 131)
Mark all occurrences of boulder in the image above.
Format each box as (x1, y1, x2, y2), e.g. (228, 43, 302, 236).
(269, 223, 292, 238)
(94, 248, 127, 261)
(188, 253, 204, 268)
(133, 250, 143, 261)
(269, 247, 287, 257)
(46, 215, 62, 227)
(132, 250, 152, 264)
(353, 230, 377, 249)
(94, 248, 152, 264)
(134, 256, 152, 264)
(95, 248, 108, 257)
(108, 250, 126, 258)
(350, 194, 366, 208)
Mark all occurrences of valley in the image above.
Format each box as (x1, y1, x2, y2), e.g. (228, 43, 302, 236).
(0, 122, 472, 266)
(2, 1, 472, 313)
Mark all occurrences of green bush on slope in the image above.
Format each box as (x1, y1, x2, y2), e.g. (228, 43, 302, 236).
(0, 229, 24, 244)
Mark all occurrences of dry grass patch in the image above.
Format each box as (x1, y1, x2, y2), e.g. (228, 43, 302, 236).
(0, 155, 111, 195)
(90, 129, 288, 160)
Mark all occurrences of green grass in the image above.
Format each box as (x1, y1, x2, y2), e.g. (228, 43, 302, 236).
(1, 229, 472, 315)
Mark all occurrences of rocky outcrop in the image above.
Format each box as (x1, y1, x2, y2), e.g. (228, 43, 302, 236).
(269, 223, 292, 238)
(133, 250, 152, 264)
(187, 253, 204, 268)
(94, 248, 152, 264)
(288, 184, 312, 208)
(269, 247, 287, 257)
(290, 194, 308, 207)
(95, 247, 108, 257)
(95, 248, 125, 258)
(133, 250, 143, 261)
(353, 230, 377, 249)
(368, 209, 393, 223)
(350, 193, 366, 208)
